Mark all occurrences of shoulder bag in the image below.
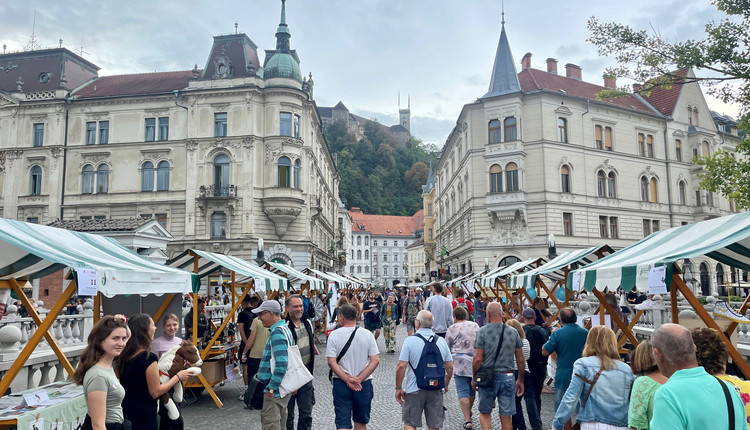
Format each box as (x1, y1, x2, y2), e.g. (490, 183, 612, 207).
(270, 325, 314, 397)
(474, 325, 505, 388)
(329, 327, 359, 382)
(715, 376, 736, 430)
(570, 367, 604, 430)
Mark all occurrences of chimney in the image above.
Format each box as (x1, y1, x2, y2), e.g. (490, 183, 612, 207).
(603, 74, 616, 89)
(546, 58, 558, 74)
(632, 83, 643, 93)
(565, 63, 582, 80)
(351, 207, 362, 213)
(521, 52, 532, 71)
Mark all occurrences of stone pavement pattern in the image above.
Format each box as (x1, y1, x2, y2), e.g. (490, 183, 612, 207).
(181, 323, 558, 429)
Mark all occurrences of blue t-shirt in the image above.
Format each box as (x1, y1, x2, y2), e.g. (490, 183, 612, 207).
(398, 328, 453, 394)
(542, 323, 588, 389)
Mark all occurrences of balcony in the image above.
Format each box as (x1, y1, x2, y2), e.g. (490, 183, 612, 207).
(261, 187, 305, 239)
(485, 191, 526, 216)
(198, 184, 237, 199)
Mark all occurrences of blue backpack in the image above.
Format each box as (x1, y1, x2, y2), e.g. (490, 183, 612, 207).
(409, 334, 446, 390)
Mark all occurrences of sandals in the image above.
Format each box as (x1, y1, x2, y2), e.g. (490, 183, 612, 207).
(463, 421, 473, 429)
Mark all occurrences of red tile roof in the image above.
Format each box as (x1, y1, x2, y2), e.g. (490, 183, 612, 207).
(518, 68, 655, 115)
(349, 210, 423, 236)
(638, 68, 688, 116)
(73, 70, 195, 98)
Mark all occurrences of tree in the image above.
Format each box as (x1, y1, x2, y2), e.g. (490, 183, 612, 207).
(587, 0, 750, 207)
(404, 161, 429, 190)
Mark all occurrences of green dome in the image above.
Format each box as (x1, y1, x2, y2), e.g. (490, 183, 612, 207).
(264, 53, 302, 81)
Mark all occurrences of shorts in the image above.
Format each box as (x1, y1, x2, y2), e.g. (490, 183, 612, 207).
(333, 378, 373, 429)
(406, 319, 416, 332)
(477, 372, 516, 416)
(402, 389, 445, 429)
(365, 319, 381, 331)
(454, 375, 475, 399)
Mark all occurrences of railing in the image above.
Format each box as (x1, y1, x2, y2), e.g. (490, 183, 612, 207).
(198, 184, 237, 198)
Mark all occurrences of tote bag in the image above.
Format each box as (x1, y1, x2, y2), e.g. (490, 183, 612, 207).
(270, 325, 314, 397)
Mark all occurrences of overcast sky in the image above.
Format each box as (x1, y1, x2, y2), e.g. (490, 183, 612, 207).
(1, 0, 736, 146)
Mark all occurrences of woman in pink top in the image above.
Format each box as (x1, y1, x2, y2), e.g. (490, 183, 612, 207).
(151, 314, 183, 359)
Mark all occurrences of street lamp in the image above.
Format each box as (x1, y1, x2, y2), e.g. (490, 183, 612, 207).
(547, 234, 557, 260)
(255, 237, 265, 266)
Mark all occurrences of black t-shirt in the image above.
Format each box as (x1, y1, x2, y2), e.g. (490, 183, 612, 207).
(626, 291, 638, 304)
(363, 300, 379, 321)
(121, 351, 158, 430)
(238, 308, 254, 340)
(523, 323, 550, 365)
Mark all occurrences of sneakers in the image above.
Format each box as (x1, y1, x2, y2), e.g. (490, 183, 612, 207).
(635, 299, 658, 310)
(713, 300, 750, 323)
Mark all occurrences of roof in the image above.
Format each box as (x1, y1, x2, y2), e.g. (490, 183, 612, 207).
(483, 24, 522, 98)
(406, 237, 425, 249)
(413, 209, 424, 231)
(423, 164, 435, 193)
(481, 258, 544, 287)
(73, 70, 194, 98)
(518, 68, 655, 115)
(48, 217, 152, 232)
(167, 249, 288, 291)
(349, 210, 423, 236)
(506, 245, 614, 288)
(317, 106, 333, 118)
(638, 68, 688, 116)
(390, 124, 409, 133)
(263, 52, 302, 81)
(333, 101, 348, 110)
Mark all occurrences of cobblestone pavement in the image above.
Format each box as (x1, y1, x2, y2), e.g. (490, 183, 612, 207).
(181, 323, 558, 429)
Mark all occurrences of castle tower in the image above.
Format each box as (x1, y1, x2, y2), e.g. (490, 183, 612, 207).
(399, 93, 411, 133)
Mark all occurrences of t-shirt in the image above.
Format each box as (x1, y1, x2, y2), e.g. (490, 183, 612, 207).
(120, 351, 158, 428)
(425, 295, 454, 334)
(362, 300, 379, 321)
(398, 328, 453, 394)
(512, 338, 531, 371)
(543, 323, 588, 390)
(473, 298, 486, 317)
(249, 317, 270, 359)
(326, 326, 379, 381)
(151, 335, 183, 359)
(474, 323, 523, 372)
(523, 323, 549, 366)
(237, 307, 254, 340)
(83, 365, 125, 424)
(445, 320, 480, 377)
(628, 375, 663, 430)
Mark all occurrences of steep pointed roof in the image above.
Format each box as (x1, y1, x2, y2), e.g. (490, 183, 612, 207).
(422, 163, 435, 193)
(483, 23, 521, 98)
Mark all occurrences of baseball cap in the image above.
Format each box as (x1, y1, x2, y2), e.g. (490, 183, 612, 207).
(521, 308, 536, 319)
(251, 300, 281, 314)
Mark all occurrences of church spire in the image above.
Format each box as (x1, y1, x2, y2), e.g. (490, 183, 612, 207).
(275, 0, 291, 53)
(483, 12, 521, 99)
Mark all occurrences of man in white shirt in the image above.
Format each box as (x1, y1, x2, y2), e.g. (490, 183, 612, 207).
(424, 282, 453, 338)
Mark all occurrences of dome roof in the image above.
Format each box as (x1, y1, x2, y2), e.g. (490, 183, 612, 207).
(264, 52, 301, 81)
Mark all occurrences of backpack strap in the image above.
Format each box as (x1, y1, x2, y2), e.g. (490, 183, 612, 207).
(329, 327, 359, 382)
(715, 376, 735, 430)
(408, 334, 430, 372)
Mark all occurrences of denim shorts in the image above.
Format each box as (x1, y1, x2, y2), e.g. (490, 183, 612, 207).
(332, 378, 373, 429)
(454, 375, 476, 399)
(477, 372, 516, 415)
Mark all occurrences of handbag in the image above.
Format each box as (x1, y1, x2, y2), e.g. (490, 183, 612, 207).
(474, 325, 505, 388)
(570, 368, 604, 430)
(246, 375, 268, 409)
(270, 325, 314, 397)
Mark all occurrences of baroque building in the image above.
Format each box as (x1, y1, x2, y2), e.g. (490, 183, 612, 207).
(434, 19, 744, 296)
(0, 0, 340, 271)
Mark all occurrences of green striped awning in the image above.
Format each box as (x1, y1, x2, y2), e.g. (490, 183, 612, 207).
(308, 269, 355, 289)
(481, 258, 543, 287)
(168, 249, 288, 291)
(570, 212, 750, 292)
(265, 261, 325, 291)
(507, 245, 613, 289)
(0, 217, 196, 297)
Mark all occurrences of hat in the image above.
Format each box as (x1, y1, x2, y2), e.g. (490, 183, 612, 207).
(252, 300, 281, 314)
(521, 308, 536, 319)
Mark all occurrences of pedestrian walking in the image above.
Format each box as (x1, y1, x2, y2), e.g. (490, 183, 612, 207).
(424, 282, 453, 338)
(520, 308, 548, 430)
(446, 306, 480, 429)
(284, 295, 317, 430)
(362, 292, 381, 341)
(242, 303, 270, 389)
(506, 319, 530, 430)
(452, 289, 475, 319)
(327, 304, 380, 430)
(381, 293, 399, 353)
(237, 295, 259, 387)
(403, 289, 422, 336)
(254, 300, 293, 430)
(542, 307, 588, 415)
(627, 340, 667, 430)
(473, 291, 486, 327)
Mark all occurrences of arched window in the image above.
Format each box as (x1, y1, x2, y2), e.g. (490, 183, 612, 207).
(365, 250, 369, 259)
(498, 255, 521, 268)
(649, 178, 658, 203)
(692, 108, 699, 126)
(638, 133, 646, 156)
(293, 159, 301, 189)
(489, 164, 502, 193)
(278, 156, 291, 187)
(156, 161, 170, 191)
(141, 161, 154, 191)
(688, 106, 694, 125)
(561, 165, 570, 193)
(607, 172, 617, 198)
(82, 165, 94, 194)
(675, 139, 683, 162)
(597, 170, 606, 197)
(678, 180, 687, 205)
(364, 237, 369, 246)
(699, 262, 710, 296)
(504, 117, 517, 141)
(557, 118, 568, 143)
(701, 141, 710, 157)
(30, 166, 42, 195)
(488, 120, 502, 144)
(640, 176, 649, 202)
(357, 236, 362, 246)
(96, 165, 109, 194)
(505, 162, 519, 191)
(357, 250, 362, 259)
(213, 154, 230, 196)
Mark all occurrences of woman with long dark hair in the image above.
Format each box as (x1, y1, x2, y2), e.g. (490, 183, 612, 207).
(72, 315, 129, 430)
(117, 314, 191, 430)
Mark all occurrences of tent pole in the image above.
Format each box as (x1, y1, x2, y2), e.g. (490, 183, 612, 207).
(191, 251, 199, 347)
(231, 271, 236, 324)
(592, 289, 639, 346)
(670, 281, 679, 324)
(94, 291, 101, 324)
(152, 294, 175, 325)
(726, 292, 750, 335)
(200, 283, 251, 361)
(617, 310, 644, 348)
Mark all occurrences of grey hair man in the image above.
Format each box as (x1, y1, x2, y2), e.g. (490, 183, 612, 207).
(424, 282, 453, 338)
(284, 295, 316, 430)
(650, 323, 746, 429)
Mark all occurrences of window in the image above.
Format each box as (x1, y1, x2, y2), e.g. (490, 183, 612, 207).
(214, 112, 227, 137)
(33, 123, 44, 147)
(563, 212, 573, 236)
(156, 161, 170, 191)
(365, 237, 369, 246)
(675, 139, 682, 162)
(640, 176, 649, 202)
(652, 220, 660, 232)
(357, 236, 362, 246)
(707, 191, 715, 207)
(489, 164, 502, 193)
(595, 125, 613, 150)
(373, 240, 377, 246)
(141, 161, 154, 191)
(609, 217, 619, 238)
(158, 118, 169, 141)
(293, 114, 301, 139)
(30, 166, 42, 195)
(557, 118, 568, 143)
(98, 121, 109, 144)
(701, 141, 710, 157)
(383, 254, 388, 262)
(646, 135, 654, 158)
(293, 159, 301, 189)
(692, 108, 699, 126)
(597, 170, 606, 197)
(155, 213, 167, 228)
(213, 154, 230, 195)
(504, 117, 517, 141)
(27, 217, 39, 224)
(357, 250, 362, 259)
(643, 219, 651, 237)
(607, 172, 617, 198)
(383, 267, 388, 275)
(696, 190, 702, 206)
(145, 118, 156, 141)
(638, 133, 646, 156)
(561, 165, 570, 193)
(365, 250, 369, 259)
(394, 266, 399, 276)
(688, 106, 693, 125)
(649, 178, 658, 203)
(357, 266, 362, 274)
(86, 122, 97, 145)
(280, 112, 293, 136)
(603, 126, 613, 150)
(365, 266, 370, 274)
(82, 165, 94, 194)
(428, 229, 433, 240)
(96, 165, 109, 193)
(505, 163, 519, 191)
(210, 211, 226, 238)
(599, 216, 608, 238)
(488, 120, 501, 144)
(278, 156, 291, 187)
(678, 181, 687, 205)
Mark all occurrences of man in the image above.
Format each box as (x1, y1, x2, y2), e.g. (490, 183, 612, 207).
(424, 282, 453, 337)
(327, 304, 380, 430)
(184, 297, 208, 340)
(395, 310, 453, 430)
(254, 300, 292, 430)
(451, 289, 475, 318)
(542, 307, 587, 418)
(402, 288, 423, 336)
(650, 323, 747, 430)
(237, 295, 257, 387)
(362, 292, 381, 341)
(521, 307, 548, 430)
(285, 295, 316, 430)
(472, 302, 524, 430)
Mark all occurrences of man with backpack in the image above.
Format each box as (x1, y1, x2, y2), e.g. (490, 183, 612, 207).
(402, 288, 423, 336)
(395, 310, 453, 430)
(452, 289, 474, 320)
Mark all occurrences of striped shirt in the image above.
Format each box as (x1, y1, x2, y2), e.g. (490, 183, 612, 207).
(257, 320, 291, 396)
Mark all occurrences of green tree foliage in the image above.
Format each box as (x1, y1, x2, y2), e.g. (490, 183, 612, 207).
(325, 119, 439, 216)
(587, 0, 750, 208)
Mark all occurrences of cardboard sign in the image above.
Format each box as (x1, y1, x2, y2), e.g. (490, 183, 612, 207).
(76, 268, 99, 296)
(28, 417, 43, 430)
(648, 266, 668, 294)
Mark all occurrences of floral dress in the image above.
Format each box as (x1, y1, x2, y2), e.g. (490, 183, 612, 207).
(628, 375, 663, 430)
(717, 374, 750, 425)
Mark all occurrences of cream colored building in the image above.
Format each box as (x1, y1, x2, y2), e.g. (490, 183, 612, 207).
(406, 238, 426, 282)
(435, 22, 744, 296)
(0, 1, 340, 270)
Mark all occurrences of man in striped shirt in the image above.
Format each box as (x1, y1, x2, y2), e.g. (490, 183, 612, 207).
(254, 300, 291, 430)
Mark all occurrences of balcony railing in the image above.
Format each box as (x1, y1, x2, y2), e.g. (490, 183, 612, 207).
(198, 184, 237, 199)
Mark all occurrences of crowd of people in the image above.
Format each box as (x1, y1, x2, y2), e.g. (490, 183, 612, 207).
(73, 282, 750, 430)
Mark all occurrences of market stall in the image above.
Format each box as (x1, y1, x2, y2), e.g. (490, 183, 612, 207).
(480, 258, 544, 313)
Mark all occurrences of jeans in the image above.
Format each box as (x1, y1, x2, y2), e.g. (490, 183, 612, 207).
(286, 381, 314, 430)
(525, 363, 546, 430)
(512, 370, 543, 430)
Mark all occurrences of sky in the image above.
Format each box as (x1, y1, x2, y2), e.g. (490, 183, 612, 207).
(0, 0, 738, 147)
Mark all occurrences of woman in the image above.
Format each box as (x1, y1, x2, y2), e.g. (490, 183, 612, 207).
(151, 314, 182, 359)
(242, 301, 271, 383)
(329, 295, 350, 327)
(692, 327, 750, 424)
(627, 340, 667, 430)
(117, 314, 192, 430)
(72, 315, 129, 430)
(532, 297, 552, 330)
(380, 293, 399, 353)
(552, 325, 635, 430)
(506, 319, 531, 430)
(362, 292, 381, 340)
(473, 291, 486, 327)
(446, 306, 480, 429)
